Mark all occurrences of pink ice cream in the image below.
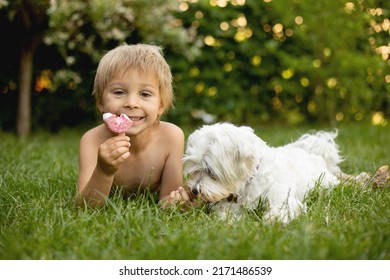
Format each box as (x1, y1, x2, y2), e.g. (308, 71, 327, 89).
(103, 113, 133, 134)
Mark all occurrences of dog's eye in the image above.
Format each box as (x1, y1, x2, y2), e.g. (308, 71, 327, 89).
(207, 169, 217, 180)
(204, 162, 217, 180)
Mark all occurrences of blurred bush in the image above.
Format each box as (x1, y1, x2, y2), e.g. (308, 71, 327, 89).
(0, 0, 388, 133)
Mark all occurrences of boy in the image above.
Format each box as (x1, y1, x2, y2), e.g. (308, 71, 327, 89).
(77, 43, 189, 207)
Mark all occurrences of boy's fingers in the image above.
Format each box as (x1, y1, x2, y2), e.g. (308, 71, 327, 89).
(170, 190, 180, 201)
(175, 190, 181, 201)
(178, 187, 190, 201)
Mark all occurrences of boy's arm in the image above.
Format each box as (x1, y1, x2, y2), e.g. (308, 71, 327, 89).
(76, 129, 130, 207)
(158, 124, 185, 202)
(157, 125, 201, 208)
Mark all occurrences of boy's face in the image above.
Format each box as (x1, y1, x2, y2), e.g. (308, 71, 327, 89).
(98, 67, 164, 135)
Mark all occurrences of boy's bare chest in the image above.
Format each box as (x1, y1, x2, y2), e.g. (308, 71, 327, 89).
(114, 150, 166, 191)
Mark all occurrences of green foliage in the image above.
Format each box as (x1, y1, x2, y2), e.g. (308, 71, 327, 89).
(44, 0, 200, 65)
(0, 123, 389, 259)
(0, 0, 389, 132)
(171, 0, 389, 126)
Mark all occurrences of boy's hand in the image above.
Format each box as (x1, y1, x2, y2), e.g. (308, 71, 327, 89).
(97, 134, 131, 176)
(159, 187, 202, 209)
(169, 186, 191, 202)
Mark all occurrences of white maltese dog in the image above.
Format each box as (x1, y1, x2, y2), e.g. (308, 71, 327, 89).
(183, 122, 362, 223)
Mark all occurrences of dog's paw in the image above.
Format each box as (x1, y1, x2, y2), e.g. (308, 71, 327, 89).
(211, 201, 243, 222)
(215, 210, 242, 223)
(263, 211, 290, 224)
(263, 202, 304, 224)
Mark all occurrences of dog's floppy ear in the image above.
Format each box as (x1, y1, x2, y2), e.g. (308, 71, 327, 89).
(233, 126, 263, 176)
(207, 124, 264, 182)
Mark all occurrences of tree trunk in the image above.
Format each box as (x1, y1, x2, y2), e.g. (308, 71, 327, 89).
(16, 44, 34, 138)
(15, 0, 48, 138)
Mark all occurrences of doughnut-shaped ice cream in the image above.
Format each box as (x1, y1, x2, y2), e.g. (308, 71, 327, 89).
(103, 113, 133, 134)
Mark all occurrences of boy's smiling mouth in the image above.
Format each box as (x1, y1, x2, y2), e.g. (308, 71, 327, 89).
(129, 116, 144, 121)
(128, 116, 148, 124)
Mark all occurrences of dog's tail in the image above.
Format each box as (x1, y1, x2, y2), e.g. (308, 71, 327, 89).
(287, 130, 343, 176)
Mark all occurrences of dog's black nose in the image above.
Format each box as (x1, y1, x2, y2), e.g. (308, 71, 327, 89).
(191, 188, 199, 195)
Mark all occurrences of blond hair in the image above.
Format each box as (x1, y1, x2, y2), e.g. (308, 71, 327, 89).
(93, 43, 174, 113)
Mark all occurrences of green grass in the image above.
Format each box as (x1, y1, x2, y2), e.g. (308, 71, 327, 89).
(0, 123, 389, 259)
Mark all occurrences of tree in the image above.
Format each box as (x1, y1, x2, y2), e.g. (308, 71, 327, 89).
(0, 0, 49, 137)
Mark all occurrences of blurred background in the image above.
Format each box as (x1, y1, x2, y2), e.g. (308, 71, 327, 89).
(0, 0, 389, 137)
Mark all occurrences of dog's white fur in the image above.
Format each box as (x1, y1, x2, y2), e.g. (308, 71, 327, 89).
(183, 122, 346, 223)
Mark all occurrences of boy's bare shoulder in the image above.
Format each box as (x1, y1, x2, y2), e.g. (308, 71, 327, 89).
(80, 124, 108, 145)
(159, 121, 184, 140)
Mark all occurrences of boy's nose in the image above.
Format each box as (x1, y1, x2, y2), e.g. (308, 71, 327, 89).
(124, 94, 139, 108)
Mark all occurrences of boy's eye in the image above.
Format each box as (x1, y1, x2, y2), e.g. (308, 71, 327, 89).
(113, 90, 125, 95)
(140, 91, 151, 97)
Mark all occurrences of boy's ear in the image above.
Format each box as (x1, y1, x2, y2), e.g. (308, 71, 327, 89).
(158, 102, 165, 116)
(97, 100, 104, 113)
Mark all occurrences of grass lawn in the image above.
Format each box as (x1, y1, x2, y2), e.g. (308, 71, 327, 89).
(0, 122, 389, 259)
